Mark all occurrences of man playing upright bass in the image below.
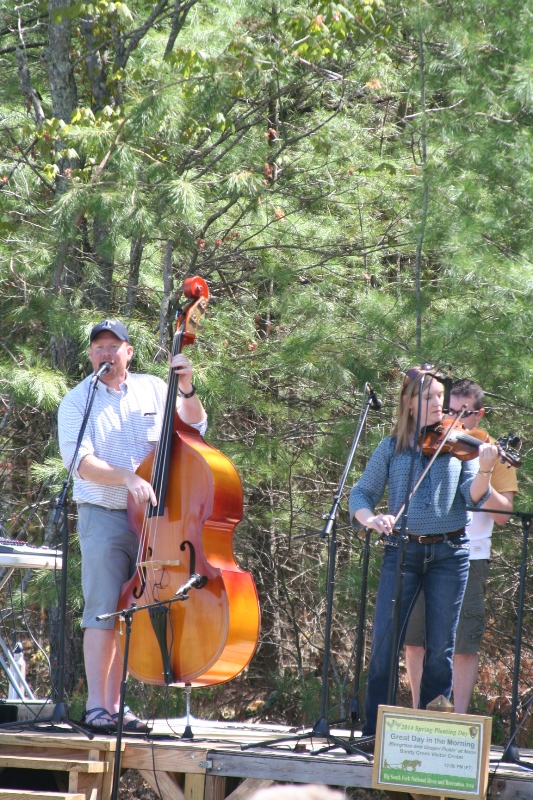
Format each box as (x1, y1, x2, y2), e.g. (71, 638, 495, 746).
(58, 319, 207, 732)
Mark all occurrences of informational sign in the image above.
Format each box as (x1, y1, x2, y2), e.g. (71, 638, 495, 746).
(372, 706, 492, 799)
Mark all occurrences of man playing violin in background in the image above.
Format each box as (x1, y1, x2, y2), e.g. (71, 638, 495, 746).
(58, 320, 207, 732)
(405, 379, 518, 713)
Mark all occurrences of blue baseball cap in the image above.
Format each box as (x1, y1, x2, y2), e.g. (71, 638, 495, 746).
(89, 319, 130, 343)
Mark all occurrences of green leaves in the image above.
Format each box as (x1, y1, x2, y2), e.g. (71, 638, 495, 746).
(0, 363, 69, 411)
(164, 47, 208, 78)
(165, 178, 204, 216)
(224, 170, 262, 198)
(284, 0, 386, 61)
(51, 0, 134, 27)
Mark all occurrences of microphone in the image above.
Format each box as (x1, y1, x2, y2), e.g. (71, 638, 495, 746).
(434, 366, 453, 413)
(91, 362, 112, 383)
(366, 383, 382, 411)
(175, 573, 207, 597)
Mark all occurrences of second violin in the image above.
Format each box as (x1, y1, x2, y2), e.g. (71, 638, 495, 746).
(419, 417, 521, 467)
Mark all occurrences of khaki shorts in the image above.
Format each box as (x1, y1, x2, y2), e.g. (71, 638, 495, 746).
(404, 559, 489, 655)
(78, 504, 139, 630)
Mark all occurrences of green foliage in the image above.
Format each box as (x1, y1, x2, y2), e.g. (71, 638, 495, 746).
(1, 0, 533, 734)
(0, 364, 69, 411)
(258, 670, 324, 726)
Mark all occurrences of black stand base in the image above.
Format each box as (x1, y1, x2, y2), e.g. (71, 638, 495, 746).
(494, 740, 533, 772)
(51, 702, 93, 736)
(501, 742, 520, 763)
(240, 719, 374, 760)
(181, 724, 194, 740)
(0, 700, 93, 738)
(311, 729, 376, 758)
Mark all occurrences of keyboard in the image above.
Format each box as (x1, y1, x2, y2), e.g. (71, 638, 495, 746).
(0, 539, 62, 570)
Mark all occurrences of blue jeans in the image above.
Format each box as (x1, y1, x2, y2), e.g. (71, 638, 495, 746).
(362, 532, 470, 736)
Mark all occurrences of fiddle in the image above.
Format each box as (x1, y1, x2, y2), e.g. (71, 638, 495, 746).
(419, 418, 521, 468)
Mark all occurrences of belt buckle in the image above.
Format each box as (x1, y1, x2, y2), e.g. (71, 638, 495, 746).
(417, 534, 433, 543)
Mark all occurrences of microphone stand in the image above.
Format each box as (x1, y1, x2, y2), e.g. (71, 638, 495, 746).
(467, 507, 533, 771)
(241, 383, 381, 757)
(96, 574, 206, 800)
(348, 525, 372, 737)
(0, 372, 106, 735)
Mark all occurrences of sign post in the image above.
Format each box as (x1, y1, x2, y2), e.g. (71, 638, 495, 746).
(372, 706, 492, 800)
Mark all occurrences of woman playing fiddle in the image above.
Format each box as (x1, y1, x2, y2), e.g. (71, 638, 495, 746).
(349, 365, 500, 738)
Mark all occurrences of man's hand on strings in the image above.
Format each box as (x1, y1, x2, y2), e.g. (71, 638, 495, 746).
(124, 473, 157, 506)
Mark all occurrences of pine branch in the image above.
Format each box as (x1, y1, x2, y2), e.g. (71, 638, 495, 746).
(1, 129, 54, 192)
(52, 114, 129, 292)
(164, 0, 201, 57)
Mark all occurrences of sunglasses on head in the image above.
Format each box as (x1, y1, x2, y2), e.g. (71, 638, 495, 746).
(403, 364, 436, 383)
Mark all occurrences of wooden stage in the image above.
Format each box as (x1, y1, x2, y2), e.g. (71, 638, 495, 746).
(0, 717, 532, 800)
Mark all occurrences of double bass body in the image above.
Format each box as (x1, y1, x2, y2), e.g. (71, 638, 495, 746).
(116, 279, 260, 687)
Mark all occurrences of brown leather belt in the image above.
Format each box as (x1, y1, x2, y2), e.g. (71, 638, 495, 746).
(391, 527, 465, 545)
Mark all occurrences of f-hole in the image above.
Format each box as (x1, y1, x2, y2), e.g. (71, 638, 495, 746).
(180, 540, 196, 575)
(180, 541, 208, 588)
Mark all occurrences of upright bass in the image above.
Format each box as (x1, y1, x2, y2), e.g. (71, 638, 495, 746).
(117, 277, 260, 686)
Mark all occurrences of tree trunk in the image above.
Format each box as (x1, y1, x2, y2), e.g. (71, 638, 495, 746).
(47, 0, 78, 121)
(125, 237, 145, 316)
(80, 15, 109, 111)
(91, 217, 115, 312)
(48, 0, 78, 193)
(414, 27, 428, 356)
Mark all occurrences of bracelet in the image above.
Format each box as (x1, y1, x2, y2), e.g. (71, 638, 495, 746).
(479, 469, 493, 474)
(178, 384, 196, 399)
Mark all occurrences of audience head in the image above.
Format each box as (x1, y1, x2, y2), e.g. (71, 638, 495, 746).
(250, 785, 345, 800)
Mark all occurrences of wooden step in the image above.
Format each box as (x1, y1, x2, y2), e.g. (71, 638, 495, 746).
(0, 755, 107, 773)
(0, 792, 85, 800)
(0, 733, 118, 752)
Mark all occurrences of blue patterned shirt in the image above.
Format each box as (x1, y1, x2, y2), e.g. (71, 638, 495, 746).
(349, 436, 491, 535)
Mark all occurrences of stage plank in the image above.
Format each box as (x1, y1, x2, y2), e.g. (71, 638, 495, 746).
(0, 719, 531, 800)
